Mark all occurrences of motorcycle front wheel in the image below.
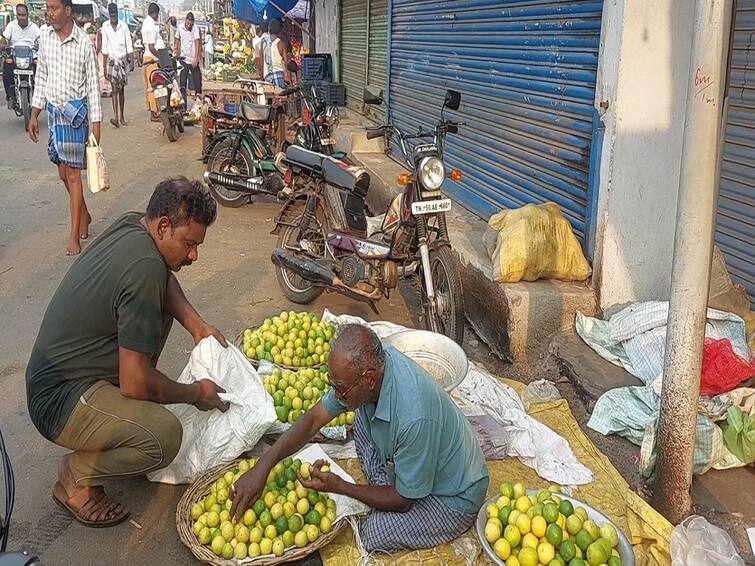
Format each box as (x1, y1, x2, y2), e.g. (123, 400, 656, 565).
(20, 88, 30, 132)
(205, 138, 253, 208)
(274, 214, 326, 304)
(421, 245, 465, 344)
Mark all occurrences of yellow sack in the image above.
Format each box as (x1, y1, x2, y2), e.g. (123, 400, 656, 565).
(487, 202, 592, 283)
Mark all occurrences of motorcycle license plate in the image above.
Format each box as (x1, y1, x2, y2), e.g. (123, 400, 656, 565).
(319, 138, 334, 145)
(153, 86, 168, 98)
(13, 70, 33, 75)
(412, 198, 452, 215)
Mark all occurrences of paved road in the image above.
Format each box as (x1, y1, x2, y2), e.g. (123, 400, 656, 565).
(0, 80, 412, 564)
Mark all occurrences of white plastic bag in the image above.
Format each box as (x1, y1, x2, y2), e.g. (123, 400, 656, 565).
(85, 134, 109, 193)
(671, 515, 744, 566)
(147, 337, 278, 484)
(521, 379, 562, 410)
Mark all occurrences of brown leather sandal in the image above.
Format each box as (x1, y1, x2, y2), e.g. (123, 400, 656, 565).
(52, 481, 129, 528)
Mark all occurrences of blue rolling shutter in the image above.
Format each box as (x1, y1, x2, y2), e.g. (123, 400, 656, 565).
(716, 1, 755, 304)
(388, 0, 603, 239)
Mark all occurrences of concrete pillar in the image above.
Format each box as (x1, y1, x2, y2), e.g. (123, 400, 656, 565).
(653, 0, 732, 523)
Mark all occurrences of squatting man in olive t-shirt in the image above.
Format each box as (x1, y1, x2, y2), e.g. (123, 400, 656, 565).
(26, 177, 229, 527)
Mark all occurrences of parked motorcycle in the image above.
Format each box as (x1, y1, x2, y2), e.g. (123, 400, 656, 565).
(270, 87, 466, 344)
(284, 83, 345, 160)
(149, 56, 184, 142)
(2, 45, 36, 131)
(202, 99, 286, 207)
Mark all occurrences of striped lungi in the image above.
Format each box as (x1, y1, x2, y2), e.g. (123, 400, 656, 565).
(47, 100, 88, 170)
(353, 410, 477, 552)
(107, 56, 128, 89)
(265, 70, 285, 88)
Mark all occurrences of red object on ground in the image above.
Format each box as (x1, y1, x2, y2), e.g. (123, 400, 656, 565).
(700, 338, 755, 396)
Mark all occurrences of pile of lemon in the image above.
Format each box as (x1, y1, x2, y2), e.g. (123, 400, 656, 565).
(242, 311, 334, 368)
(483, 481, 622, 566)
(263, 366, 356, 426)
(191, 458, 337, 560)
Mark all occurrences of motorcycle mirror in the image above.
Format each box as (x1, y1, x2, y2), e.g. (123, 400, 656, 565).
(363, 86, 384, 106)
(444, 89, 461, 111)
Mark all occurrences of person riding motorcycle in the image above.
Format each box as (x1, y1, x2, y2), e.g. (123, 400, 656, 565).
(0, 3, 40, 110)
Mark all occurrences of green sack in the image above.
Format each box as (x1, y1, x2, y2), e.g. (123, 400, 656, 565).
(721, 406, 755, 464)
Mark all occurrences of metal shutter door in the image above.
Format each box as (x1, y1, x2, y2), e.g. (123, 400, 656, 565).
(341, 0, 368, 112)
(367, 0, 389, 121)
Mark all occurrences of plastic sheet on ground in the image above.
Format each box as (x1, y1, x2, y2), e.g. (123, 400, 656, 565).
(576, 301, 751, 386)
(588, 385, 747, 476)
(320, 384, 672, 566)
(321, 310, 593, 486)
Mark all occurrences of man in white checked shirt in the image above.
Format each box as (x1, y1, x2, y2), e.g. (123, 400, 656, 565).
(29, 0, 102, 257)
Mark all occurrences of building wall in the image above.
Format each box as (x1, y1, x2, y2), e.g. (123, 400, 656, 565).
(312, 0, 338, 79)
(592, 0, 696, 310)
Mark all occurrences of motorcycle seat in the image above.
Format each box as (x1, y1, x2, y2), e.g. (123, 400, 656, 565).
(322, 159, 370, 196)
(286, 145, 323, 171)
(285, 146, 370, 196)
(240, 102, 274, 123)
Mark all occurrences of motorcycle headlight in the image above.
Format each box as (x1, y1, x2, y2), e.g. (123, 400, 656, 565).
(418, 156, 445, 190)
(16, 57, 31, 69)
(325, 106, 339, 127)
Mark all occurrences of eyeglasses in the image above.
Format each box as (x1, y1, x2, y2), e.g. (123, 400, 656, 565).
(332, 369, 371, 399)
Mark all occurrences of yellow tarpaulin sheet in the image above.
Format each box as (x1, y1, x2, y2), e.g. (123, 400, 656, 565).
(322, 379, 672, 566)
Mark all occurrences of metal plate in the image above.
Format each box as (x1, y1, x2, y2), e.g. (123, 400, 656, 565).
(13, 69, 33, 75)
(412, 198, 452, 215)
(153, 86, 168, 98)
(476, 491, 635, 566)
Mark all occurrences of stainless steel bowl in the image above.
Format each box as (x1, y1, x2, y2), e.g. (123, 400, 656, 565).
(476, 490, 635, 566)
(384, 330, 468, 392)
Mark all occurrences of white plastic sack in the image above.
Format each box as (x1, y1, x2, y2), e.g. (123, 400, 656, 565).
(671, 515, 744, 566)
(147, 337, 277, 484)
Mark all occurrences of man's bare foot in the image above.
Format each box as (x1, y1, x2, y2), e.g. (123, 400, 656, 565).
(110, 117, 120, 128)
(79, 212, 91, 240)
(120, 119, 128, 126)
(54, 455, 128, 526)
(66, 239, 81, 256)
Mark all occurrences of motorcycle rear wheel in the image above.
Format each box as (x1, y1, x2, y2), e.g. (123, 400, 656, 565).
(162, 112, 179, 142)
(206, 138, 253, 208)
(274, 215, 326, 304)
(421, 246, 465, 344)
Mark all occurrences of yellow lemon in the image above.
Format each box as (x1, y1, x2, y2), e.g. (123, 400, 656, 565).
(522, 532, 539, 549)
(505, 557, 520, 566)
(496, 496, 511, 509)
(484, 520, 502, 543)
(537, 541, 555, 564)
(259, 538, 272, 555)
(531, 515, 547, 538)
(294, 530, 308, 548)
(515, 496, 532, 513)
(515, 513, 531, 535)
(493, 538, 511, 560)
(486, 503, 500, 520)
(517, 546, 538, 566)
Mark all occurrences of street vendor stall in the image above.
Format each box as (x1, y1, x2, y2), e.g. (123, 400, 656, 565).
(162, 307, 676, 566)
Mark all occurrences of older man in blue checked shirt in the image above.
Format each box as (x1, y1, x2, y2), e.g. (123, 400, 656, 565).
(231, 324, 489, 552)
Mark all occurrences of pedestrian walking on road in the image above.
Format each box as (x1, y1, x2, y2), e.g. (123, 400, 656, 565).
(26, 178, 229, 528)
(141, 2, 165, 122)
(29, 0, 102, 256)
(175, 11, 201, 100)
(101, 3, 133, 128)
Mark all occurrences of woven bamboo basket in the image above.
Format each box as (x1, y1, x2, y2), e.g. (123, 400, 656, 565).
(233, 330, 326, 372)
(176, 460, 348, 565)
